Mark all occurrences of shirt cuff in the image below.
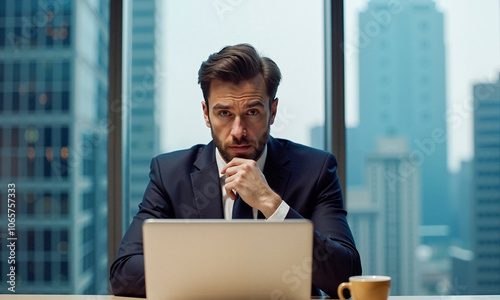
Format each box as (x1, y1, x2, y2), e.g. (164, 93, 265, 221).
(265, 200, 290, 221)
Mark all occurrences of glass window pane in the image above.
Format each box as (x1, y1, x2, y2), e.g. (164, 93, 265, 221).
(345, 0, 500, 295)
(124, 0, 326, 220)
(0, 0, 109, 294)
(161, 0, 325, 150)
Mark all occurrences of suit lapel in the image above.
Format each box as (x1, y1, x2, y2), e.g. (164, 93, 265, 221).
(190, 142, 224, 219)
(264, 137, 291, 199)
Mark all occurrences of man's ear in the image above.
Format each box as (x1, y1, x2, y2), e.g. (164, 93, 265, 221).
(269, 98, 278, 125)
(202, 101, 211, 128)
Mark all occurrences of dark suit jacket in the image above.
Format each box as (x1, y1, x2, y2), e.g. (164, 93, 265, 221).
(110, 137, 361, 297)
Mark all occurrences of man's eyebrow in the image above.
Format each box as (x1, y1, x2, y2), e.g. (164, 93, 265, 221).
(212, 103, 232, 110)
(243, 100, 265, 108)
(211, 100, 265, 110)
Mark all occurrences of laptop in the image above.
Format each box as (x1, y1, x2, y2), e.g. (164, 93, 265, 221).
(142, 219, 314, 300)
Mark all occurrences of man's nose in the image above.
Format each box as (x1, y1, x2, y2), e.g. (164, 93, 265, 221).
(231, 116, 247, 138)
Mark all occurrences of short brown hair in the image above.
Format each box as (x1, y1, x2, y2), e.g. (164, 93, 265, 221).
(198, 44, 282, 105)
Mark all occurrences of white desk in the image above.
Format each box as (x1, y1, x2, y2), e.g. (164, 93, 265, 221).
(0, 296, 499, 300)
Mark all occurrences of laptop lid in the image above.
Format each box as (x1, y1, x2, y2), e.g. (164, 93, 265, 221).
(143, 219, 313, 300)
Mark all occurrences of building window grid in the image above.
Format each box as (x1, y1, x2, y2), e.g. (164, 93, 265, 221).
(1, 6, 95, 293)
(81, 223, 96, 273)
(4, 190, 69, 219)
(12, 228, 69, 285)
(0, 126, 73, 179)
(0, 59, 71, 114)
(0, 7, 72, 50)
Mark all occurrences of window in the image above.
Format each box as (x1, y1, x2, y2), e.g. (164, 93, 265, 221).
(123, 0, 328, 223)
(345, 0, 500, 295)
(0, 0, 109, 294)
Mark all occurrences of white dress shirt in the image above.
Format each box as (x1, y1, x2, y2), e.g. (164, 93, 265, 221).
(215, 146, 290, 220)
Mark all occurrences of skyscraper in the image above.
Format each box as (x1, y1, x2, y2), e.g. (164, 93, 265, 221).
(471, 74, 500, 294)
(127, 0, 162, 221)
(348, 137, 420, 295)
(0, 0, 108, 294)
(347, 0, 450, 228)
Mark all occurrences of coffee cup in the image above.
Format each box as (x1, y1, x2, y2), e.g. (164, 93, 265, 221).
(337, 275, 391, 300)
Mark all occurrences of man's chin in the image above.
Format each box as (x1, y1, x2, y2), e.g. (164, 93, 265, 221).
(229, 151, 255, 160)
(221, 148, 257, 162)
(234, 153, 255, 160)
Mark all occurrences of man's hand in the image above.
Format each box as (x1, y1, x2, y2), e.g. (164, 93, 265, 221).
(221, 157, 282, 218)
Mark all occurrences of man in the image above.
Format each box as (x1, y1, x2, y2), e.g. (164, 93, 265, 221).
(110, 44, 362, 297)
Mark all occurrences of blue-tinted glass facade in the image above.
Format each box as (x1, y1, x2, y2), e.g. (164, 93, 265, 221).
(471, 75, 500, 294)
(0, 0, 109, 294)
(127, 0, 161, 221)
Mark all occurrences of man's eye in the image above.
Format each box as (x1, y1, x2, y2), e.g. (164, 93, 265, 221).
(219, 111, 230, 117)
(247, 110, 259, 116)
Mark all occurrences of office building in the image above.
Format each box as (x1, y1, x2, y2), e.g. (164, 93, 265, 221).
(348, 138, 420, 295)
(127, 0, 162, 220)
(470, 74, 500, 294)
(347, 0, 450, 228)
(449, 246, 474, 295)
(448, 160, 474, 293)
(450, 161, 473, 245)
(0, 0, 108, 294)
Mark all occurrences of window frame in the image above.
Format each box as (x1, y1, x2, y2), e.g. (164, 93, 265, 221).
(107, 0, 124, 271)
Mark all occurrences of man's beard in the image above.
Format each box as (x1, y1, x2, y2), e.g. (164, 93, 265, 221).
(211, 126, 270, 163)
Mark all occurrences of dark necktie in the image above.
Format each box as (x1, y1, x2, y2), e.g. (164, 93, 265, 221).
(232, 194, 254, 219)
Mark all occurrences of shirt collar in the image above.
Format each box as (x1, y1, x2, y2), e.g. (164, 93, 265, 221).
(216, 145, 268, 178)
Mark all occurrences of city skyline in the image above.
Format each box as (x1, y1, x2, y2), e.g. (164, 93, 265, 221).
(348, 1, 446, 295)
(345, 0, 498, 295)
(345, 0, 500, 173)
(347, 0, 450, 228)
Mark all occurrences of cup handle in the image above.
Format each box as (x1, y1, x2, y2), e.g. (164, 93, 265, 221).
(337, 282, 351, 300)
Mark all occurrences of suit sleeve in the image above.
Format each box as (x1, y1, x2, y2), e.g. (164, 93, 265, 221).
(285, 153, 362, 297)
(109, 157, 171, 298)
